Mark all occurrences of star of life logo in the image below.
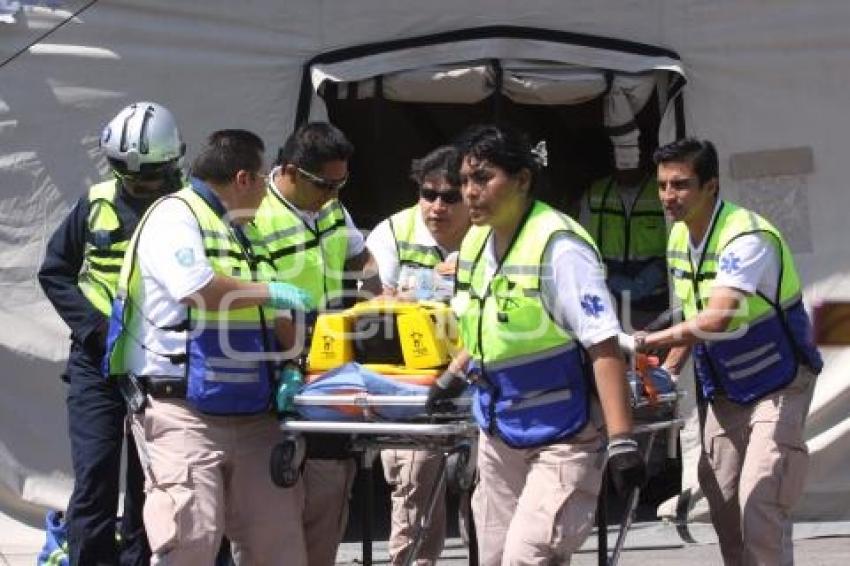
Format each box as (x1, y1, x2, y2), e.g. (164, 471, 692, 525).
(720, 252, 741, 274)
(580, 294, 605, 318)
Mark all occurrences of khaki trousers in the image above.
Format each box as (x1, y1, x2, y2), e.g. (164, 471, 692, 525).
(302, 458, 357, 566)
(137, 398, 306, 565)
(472, 418, 605, 566)
(699, 367, 816, 566)
(381, 449, 446, 565)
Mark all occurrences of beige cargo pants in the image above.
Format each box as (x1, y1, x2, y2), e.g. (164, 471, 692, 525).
(137, 398, 306, 565)
(699, 367, 816, 566)
(471, 417, 606, 566)
(302, 458, 357, 566)
(381, 448, 446, 565)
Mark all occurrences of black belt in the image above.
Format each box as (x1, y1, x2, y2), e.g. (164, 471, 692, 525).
(139, 375, 187, 399)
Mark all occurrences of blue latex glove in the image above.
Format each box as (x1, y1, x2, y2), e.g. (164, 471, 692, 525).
(267, 282, 313, 311)
(275, 363, 304, 414)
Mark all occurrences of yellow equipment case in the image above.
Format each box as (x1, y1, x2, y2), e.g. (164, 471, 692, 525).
(306, 299, 461, 385)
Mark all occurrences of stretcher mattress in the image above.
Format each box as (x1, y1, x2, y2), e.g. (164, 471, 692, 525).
(296, 362, 432, 422)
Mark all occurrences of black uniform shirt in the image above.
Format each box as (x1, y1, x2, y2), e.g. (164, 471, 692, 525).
(38, 182, 154, 351)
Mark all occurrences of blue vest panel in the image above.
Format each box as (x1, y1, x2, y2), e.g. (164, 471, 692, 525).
(473, 344, 589, 448)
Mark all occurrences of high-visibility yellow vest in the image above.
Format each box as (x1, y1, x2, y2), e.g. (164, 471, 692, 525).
(585, 174, 666, 264)
(453, 200, 598, 447)
(78, 181, 128, 315)
(668, 200, 822, 403)
(388, 205, 443, 268)
(250, 187, 349, 309)
(107, 184, 275, 415)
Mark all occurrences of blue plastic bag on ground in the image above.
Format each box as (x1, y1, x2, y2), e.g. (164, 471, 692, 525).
(297, 363, 428, 422)
(37, 510, 69, 566)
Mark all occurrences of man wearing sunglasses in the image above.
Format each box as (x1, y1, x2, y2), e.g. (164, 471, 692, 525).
(250, 122, 373, 566)
(38, 101, 186, 565)
(366, 145, 469, 302)
(364, 146, 470, 566)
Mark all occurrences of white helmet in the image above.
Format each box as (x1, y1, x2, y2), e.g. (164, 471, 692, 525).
(100, 101, 185, 173)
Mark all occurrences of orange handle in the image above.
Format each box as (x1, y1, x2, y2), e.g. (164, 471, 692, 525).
(636, 353, 660, 404)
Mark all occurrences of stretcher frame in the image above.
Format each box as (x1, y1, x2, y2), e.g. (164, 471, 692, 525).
(281, 390, 682, 566)
(282, 394, 477, 566)
(597, 416, 684, 566)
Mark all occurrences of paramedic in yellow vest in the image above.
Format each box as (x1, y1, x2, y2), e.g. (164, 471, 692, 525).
(580, 146, 668, 330)
(250, 122, 372, 566)
(627, 138, 823, 566)
(364, 145, 470, 565)
(38, 101, 185, 566)
(105, 130, 313, 563)
(427, 124, 646, 565)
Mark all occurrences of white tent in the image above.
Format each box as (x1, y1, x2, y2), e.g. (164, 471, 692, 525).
(3, 0, 850, 549)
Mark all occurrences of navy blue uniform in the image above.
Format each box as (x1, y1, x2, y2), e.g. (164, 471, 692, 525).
(38, 187, 151, 566)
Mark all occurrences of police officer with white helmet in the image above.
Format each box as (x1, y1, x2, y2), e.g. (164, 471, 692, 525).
(39, 101, 185, 565)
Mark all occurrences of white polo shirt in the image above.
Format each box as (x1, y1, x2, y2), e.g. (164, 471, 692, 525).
(477, 231, 622, 348)
(366, 210, 460, 301)
(127, 197, 215, 376)
(689, 200, 780, 299)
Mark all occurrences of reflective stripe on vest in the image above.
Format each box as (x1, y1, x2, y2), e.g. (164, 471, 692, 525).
(586, 175, 666, 263)
(106, 186, 274, 415)
(250, 187, 349, 308)
(453, 200, 596, 447)
(389, 206, 444, 268)
(668, 200, 822, 403)
(79, 180, 127, 315)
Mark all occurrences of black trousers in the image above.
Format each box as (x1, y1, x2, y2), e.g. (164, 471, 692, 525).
(64, 343, 149, 566)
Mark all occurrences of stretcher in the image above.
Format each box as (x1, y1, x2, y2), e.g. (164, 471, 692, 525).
(273, 299, 478, 566)
(596, 352, 684, 566)
(275, 378, 680, 566)
(277, 392, 477, 566)
(273, 300, 683, 565)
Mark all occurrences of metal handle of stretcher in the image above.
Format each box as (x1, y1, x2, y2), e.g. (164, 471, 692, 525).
(292, 393, 472, 407)
(292, 391, 676, 408)
(281, 420, 478, 436)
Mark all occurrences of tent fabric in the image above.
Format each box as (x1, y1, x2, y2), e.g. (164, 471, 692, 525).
(500, 64, 608, 106)
(304, 32, 685, 123)
(604, 73, 658, 169)
(324, 61, 617, 107)
(324, 64, 495, 104)
(3, 0, 850, 547)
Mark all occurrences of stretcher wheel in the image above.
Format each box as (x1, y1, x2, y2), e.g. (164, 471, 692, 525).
(270, 437, 304, 488)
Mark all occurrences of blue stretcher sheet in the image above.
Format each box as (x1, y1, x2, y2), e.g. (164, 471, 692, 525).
(296, 362, 429, 422)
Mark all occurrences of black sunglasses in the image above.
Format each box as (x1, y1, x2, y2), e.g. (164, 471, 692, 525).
(296, 166, 348, 191)
(420, 187, 463, 204)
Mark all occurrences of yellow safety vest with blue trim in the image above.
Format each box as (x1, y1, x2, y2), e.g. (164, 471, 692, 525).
(78, 180, 128, 315)
(389, 206, 444, 269)
(106, 185, 275, 415)
(453, 200, 596, 448)
(668, 200, 822, 404)
(586, 174, 666, 264)
(250, 186, 349, 309)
